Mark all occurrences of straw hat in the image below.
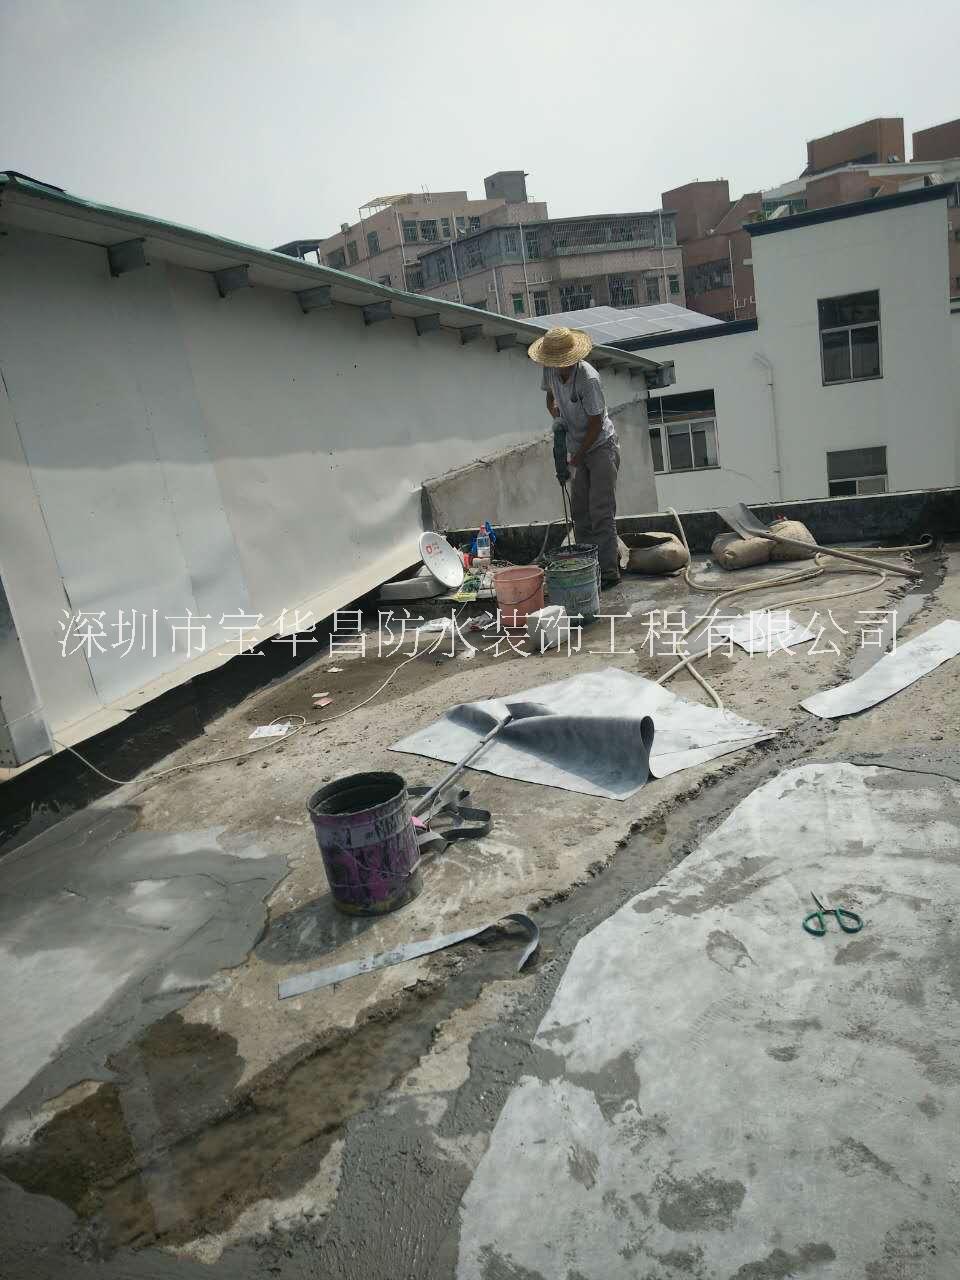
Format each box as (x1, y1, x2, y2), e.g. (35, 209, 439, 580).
(527, 326, 593, 367)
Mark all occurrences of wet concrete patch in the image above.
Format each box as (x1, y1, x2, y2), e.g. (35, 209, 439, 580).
(566, 1049, 642, 1122)
(765, 1045, 798, 1062)
(864, 1219, 938, 1279)
(632, 856, 778, 918)
(255, 893, 379, 966)
(306, 1097, 487, 1280)
(730, 1241, 836, 1279)
(0, 1016, 245, 1222)
(706, 929, 754, 972)
(479, 1247, 545, 1280)
(0, 806, 286, 1118)
(831, 1137, 897, 1180)
(0, 940, 532, 1254)
(655, 1172, 746, 1232)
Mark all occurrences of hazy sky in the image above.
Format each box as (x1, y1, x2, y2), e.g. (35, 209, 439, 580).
(2, 0, 958, 249)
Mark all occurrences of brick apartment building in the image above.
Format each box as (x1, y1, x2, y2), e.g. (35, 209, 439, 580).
(276, 171, 547, 294)
(660, 180, 761, 322)
(805, 117, 906, 173)
(415, 210, 684, 319)
(667, 116, 960, 322)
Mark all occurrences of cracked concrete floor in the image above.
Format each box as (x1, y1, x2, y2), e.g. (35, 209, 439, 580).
(1, 545, 959, 1278)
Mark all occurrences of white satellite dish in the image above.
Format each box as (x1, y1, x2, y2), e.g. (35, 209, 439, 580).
(418, 531, 465, 590)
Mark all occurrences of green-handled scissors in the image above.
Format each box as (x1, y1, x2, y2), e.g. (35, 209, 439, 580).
(802, 892, 864, 937)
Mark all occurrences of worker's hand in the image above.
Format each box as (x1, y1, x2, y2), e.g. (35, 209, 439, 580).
(550, 404, 561, 418)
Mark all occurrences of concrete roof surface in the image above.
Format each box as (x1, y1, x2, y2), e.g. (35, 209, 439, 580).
(1, 519, 959, 1278)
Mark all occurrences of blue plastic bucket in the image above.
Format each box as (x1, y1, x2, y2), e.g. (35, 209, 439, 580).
(546, 543, 600, 622)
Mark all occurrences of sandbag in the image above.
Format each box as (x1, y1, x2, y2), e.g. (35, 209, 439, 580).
(711, 532, 773, 570)
(626, 531, 690, 575)
(768, 517, 818, 561)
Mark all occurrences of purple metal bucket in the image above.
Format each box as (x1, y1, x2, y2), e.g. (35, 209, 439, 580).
(307, 771, 422, 916)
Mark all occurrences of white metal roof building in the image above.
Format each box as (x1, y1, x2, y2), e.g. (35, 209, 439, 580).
(0, 173, 669, 770)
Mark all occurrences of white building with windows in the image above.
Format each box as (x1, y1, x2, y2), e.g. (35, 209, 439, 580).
(613, 183, 959, 511)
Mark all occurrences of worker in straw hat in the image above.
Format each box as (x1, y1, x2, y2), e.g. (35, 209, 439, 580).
(528, 326, 621, 588)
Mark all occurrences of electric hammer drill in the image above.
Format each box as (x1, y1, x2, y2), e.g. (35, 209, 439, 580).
(552, 421, 570, 485)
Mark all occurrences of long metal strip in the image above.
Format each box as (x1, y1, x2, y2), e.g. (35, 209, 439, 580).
(278, 912, 539, 999)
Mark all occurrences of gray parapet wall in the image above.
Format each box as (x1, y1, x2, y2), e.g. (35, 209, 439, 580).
(421, 399, 657, 535)
(443, 488, 960, 561)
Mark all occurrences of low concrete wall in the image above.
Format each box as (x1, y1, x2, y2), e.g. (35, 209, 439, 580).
(449, 488, 960, 560)
(421, 398, 656, 533)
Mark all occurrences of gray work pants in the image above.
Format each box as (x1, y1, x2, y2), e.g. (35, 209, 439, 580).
(570, 438, 620, 575)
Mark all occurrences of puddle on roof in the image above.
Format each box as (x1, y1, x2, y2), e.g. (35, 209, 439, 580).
(846, 548, 946, 680)
(0, 925, 531, 1253)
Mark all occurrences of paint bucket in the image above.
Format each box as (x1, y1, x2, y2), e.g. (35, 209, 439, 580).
(494, 565, 545, 627)
(546, 544, 600, 622)
(307, 771, 422, 916)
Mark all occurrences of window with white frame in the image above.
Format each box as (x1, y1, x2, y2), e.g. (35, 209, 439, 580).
(503, 230, 520, 254)
(366, 230, 380, 256)
(818, 291, 881, 385)
(441, 217, 451, 238)
(420, 220, 439, 242)
(436, 256, 448, 283)
(533, 289, 550, 316)
(648, 390, 719, 473)
(826, 446, 887, 496)
(525, 231, 541, 259)
(402, 221, 418, 243)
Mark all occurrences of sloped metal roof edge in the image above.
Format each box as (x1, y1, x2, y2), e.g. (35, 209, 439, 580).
(0, 173, 662, 373)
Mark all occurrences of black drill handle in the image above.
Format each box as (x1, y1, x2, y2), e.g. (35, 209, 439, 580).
(552, 423, 570, 485)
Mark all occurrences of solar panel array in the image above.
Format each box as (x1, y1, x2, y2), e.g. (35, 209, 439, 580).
(530, 303, 721, 344)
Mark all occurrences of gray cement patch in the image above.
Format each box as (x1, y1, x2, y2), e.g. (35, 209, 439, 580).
(456, 761, 960, 1278)
(0, 805, 286, 1119)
